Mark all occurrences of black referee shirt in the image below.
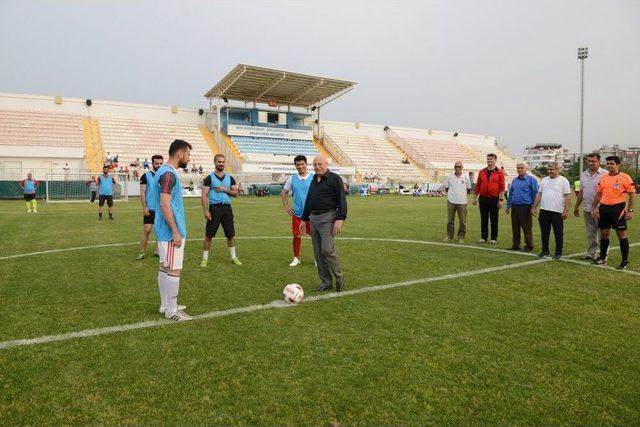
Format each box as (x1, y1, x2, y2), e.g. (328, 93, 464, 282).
(301, 170, 347, 221)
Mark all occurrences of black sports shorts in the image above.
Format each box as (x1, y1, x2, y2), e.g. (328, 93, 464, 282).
(143, 209, 156, 225)
(206, 204, 235, 238)
(598, 202, 627, 230)
(99, 195, 114, 207)
(23, 193, 36, 201)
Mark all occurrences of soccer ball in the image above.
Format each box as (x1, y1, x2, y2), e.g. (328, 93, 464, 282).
(282, 283, 304, 304)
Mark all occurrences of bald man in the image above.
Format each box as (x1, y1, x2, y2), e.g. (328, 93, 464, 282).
(301, 155, 348, 292)
(443, 162, 471, 243)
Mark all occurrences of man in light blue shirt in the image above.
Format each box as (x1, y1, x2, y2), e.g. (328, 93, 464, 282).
(137, 154, 164, 260)
(280, 155, 314, 266)
(505, 162, 539, 251)
(200, 154, 242, 267)
(154, 139, 192, 322)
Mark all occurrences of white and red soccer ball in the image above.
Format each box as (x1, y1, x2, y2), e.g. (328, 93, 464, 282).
(282, 283, 304, 304)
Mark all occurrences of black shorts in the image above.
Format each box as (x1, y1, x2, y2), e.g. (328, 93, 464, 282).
(143, 209, 156, 225)
(598, 202, 627, 230)
(98, 195, 114, 207)
(206, 204, 235, 238)
(23, 193, 35, 201)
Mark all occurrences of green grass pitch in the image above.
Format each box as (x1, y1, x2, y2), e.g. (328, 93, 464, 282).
(0, 195, 639, 424)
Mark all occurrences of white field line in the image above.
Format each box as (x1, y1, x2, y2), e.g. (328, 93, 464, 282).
(0, 257, 549, 350)
(0, 238, 636, 350)
(559, 257, 640, 277)
(3, 236, 637, 262)
(1, 236, 537, 261)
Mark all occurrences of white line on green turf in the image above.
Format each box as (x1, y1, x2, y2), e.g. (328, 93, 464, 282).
(3, 237, 638, 263)
(0, 257, 550, 350)
(558, 257, 640, 276)
(0, 236, 539, 260)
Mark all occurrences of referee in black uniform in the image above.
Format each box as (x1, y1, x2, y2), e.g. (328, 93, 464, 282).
(301, 155, 348, 292)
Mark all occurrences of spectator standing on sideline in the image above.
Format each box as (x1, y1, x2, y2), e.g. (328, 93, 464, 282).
(573, 153, 608, 261)
(532, 162, 571, 259)
(472, 153, 506, 244)
(443, 161, 471, 243)
(505, 162, 538, 252)
(86, 176, 99, 203)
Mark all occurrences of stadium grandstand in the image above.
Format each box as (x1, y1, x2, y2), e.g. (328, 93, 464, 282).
(0, 64, 524, 200)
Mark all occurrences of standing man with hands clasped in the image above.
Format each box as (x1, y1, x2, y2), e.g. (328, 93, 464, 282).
(590, 155, 635, 270)
(472, 153, 506, 244)
(505, 162, 538, 252)
(531, 162, 571, 260)
(443, 161, 471, 244)
(301, 155, 347, 292)
(200, 154, 242, 267)
(573, 152, 608, 261)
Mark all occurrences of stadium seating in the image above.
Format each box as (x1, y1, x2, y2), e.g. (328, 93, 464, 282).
(321, 122, 426, 183)
(231, 136, 318, 157)
(391, 133, 481, 168)
(0, 109, 84, 147)
(98, 117, 215, 171)
(455, 135, 518, 179)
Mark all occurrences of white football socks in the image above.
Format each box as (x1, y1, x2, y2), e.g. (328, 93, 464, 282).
(157, 270, 167, 308)
(229, 247, 237, 259)
(202, 250, 209, 260)
(165, 274, 180, 313)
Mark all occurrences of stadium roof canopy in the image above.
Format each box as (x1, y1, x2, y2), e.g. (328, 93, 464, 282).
(204, 64, 356, 109)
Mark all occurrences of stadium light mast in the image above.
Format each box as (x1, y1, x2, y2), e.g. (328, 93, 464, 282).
(578, 46, 589, 173)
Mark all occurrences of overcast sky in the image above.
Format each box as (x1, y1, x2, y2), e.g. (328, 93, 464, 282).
(1, 0, 638, 155)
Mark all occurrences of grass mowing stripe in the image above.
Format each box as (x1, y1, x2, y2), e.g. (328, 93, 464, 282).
(0, 257, 549, 350)
(3, 236, 637, 261)
(2, 236, 539, 260)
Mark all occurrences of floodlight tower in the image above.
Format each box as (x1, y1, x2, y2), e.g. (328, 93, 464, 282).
(578, 46, 589, 173)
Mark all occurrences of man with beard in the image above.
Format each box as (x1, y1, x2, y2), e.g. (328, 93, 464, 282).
(137, 154, 164, 260)
(200, 154, 242, 267)
(154, 139, 192, 321)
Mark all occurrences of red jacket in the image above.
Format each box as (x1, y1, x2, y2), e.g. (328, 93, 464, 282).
(474, 168, 506, 197)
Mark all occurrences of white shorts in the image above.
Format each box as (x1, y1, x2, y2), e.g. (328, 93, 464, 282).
(158, 240, 185, 270)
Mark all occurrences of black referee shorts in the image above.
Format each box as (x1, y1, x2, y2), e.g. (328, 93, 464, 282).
(598, 202, 627, 230)
(206, 204, 235, 238)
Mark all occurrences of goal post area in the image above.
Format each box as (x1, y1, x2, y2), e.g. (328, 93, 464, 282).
(45, 172, 129, 203)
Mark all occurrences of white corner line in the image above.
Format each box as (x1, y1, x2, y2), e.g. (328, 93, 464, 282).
(0, 257, 549, 351)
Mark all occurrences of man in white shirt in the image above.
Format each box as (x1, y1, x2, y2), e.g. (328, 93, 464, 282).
(532, 162, 572, 259)
(443, 161, 472, 243)
(573, 152, 608, 261)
